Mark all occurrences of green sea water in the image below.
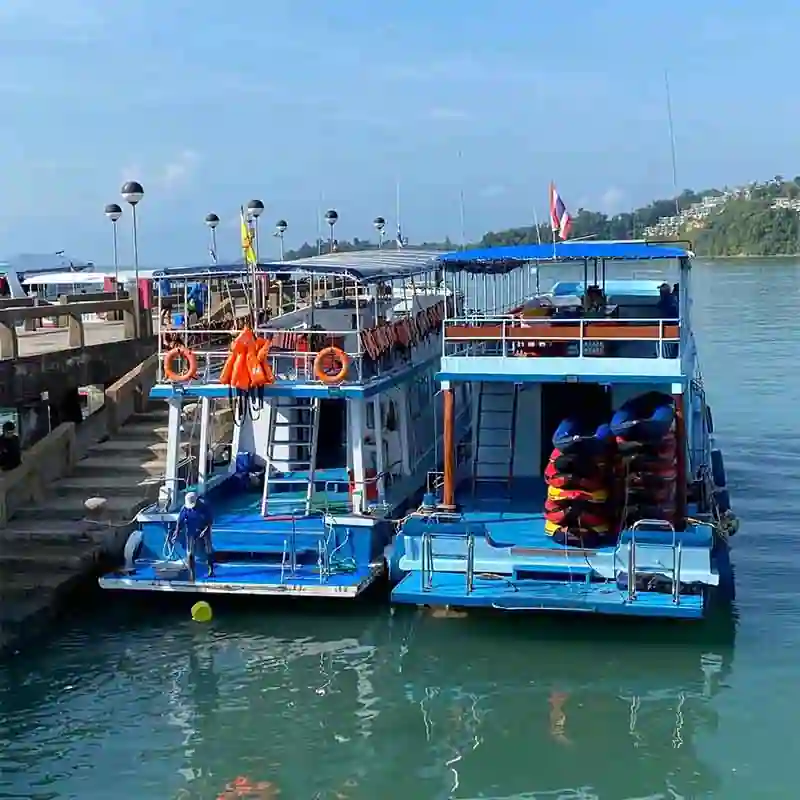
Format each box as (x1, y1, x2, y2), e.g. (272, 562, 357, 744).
(2, 259, 800, 799)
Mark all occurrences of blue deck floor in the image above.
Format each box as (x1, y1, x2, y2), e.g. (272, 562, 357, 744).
(100, 561, 382, 597)
(391, 571, 704, 618)
(101, 479, 384, 597)
(390, 477, 709, 618)
(454, 478, 617, 551)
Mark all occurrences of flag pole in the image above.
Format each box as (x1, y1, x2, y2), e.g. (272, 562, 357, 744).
(549, 182, 557, 260)
(532, 207, 542, 295)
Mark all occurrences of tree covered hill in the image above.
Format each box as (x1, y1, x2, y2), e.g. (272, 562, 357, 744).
(283, 178, 800, 260)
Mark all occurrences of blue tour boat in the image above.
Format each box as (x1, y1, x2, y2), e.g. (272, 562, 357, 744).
(389, 241, 738, 619)
(99, 249, 534, 598)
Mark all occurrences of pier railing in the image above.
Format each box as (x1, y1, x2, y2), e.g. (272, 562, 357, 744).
(443, 315, 681, 359)
(0, 297, 139, 359)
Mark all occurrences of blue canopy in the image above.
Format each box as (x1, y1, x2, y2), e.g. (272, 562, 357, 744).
(438, 241, 692, 272)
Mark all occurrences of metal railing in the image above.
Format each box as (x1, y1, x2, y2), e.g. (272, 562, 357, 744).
(156, 326, 367, 385)
(623, 519, 683, 604)
(420, 530, 475, 594)
(442, 315, 681, 359)
(156, 318, 447, 386)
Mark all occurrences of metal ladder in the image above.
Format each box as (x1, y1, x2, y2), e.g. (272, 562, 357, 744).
(261, 396, 321, 516)
(420, 530, 476, 594)
(621, 519, 683, 605)
(471, 382, 519, 495)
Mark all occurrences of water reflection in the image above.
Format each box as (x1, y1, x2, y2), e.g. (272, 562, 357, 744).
(0, 599, 736, 799)
(382, 609, 734, 799)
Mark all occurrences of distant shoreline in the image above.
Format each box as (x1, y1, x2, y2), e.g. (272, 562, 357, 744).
(700, 253, 800, 260)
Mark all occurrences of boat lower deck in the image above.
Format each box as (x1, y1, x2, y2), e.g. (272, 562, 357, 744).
(391, 570, 704, 617)
(100, 562, 383, 597)
(100, 476, 392, 598)
(390, 479, 717, 619)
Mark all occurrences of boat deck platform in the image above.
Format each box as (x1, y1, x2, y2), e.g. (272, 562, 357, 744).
(99, 476, 390, 598)
(391, 479, 716, 619)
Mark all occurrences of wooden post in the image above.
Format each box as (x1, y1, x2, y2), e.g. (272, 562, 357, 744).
(674, 392, 687, 531)
(442, 383, 456, 508)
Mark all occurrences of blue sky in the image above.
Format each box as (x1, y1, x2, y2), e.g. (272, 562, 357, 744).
(0, 0, 797, 265)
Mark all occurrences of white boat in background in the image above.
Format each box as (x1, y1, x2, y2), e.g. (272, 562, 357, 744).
(0, 252, 96, 299)
(21, 268, 160, 300)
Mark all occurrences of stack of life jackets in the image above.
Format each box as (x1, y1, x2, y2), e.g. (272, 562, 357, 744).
(219, 327, 275, 423)
(544, 419, 615, 547)
(610, 392, 677, 529)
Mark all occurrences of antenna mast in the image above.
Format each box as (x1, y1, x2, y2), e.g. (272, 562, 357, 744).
(664, 69, 680, 216)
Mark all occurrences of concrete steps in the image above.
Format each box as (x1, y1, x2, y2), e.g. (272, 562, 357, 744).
(0, 540, 99, 571)
(76, 455, 170, 478)
(11, 494, 147, 521)
(0, 520, 99, 544)
(7, 407, 181, 522)
(0, 397, 221, 656)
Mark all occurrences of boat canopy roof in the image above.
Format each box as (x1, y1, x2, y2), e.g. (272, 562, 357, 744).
(152, 249, 445, 285)
(438, 240, 693, 273)
(22, 268, 159, 286)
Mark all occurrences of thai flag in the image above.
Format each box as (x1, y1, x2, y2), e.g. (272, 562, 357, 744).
(549, 182, 572, 240)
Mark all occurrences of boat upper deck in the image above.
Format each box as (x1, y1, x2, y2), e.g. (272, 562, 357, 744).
(437, 240, 693, 385)
(150, 249, 462, 399)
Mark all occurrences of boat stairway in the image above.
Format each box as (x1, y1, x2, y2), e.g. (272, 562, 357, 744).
(471, 382, 519, 496)
(261, 397, 321, 516)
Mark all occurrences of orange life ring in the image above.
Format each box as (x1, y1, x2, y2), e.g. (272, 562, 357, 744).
(313, 346, 349, 384)
(163, 345, 197, 382)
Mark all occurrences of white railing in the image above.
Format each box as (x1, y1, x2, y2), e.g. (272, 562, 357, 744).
(157, 326, 366, 385)
(442, 315, 681, 359)
(155, 323, 445, 386)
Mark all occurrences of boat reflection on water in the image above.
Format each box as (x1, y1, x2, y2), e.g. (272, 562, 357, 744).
(389, 608, 736, 800)
(168, 611, 392, 799)
(163, 600, 735, 799)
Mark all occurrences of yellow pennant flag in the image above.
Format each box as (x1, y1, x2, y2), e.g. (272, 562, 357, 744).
(240, 207, 257, 267)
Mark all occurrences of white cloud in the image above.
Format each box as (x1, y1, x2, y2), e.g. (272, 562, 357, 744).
(598, 186, 627, 214)
(119, 150, 200, 195)
(159, 150, 199, 190)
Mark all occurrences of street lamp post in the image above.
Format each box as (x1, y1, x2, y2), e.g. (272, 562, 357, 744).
(205, 213, 219, 265)
(104, 203, 123, 297)
(324, 209, 338, 254)
(373, 216, 386, 249)
(120, 181, 144, 335)
(274, 219, 287, 262)
(247, 199, 264, 311)
(274, 220, 288, 314)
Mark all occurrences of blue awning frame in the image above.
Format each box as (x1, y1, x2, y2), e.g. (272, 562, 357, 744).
(437, 240, 693, 274)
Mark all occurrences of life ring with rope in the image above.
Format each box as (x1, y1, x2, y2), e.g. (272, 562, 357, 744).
(163, 345, 197, 382)
(313, 346, 350, 384)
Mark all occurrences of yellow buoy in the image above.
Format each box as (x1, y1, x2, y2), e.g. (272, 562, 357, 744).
(191, 601, 213, 623)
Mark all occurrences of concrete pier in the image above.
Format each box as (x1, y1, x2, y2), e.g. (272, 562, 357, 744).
(0, 294, 247, 655)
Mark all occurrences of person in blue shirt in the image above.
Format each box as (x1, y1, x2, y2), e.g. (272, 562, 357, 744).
(159, 277, 174, 326)
(172, 491, 215, 580)
(657, 283, 680, 358)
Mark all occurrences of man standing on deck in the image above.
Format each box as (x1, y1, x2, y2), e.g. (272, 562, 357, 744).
(0, 421, 21, 471)
(172, 491, 215, 580)
(657, 282, 678, 317)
